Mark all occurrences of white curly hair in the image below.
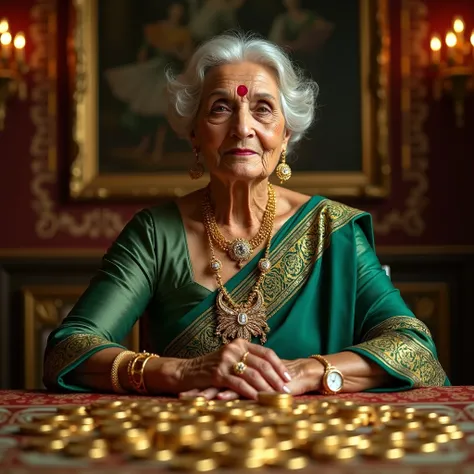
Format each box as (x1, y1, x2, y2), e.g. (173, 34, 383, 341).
(166, 31, 319, 153)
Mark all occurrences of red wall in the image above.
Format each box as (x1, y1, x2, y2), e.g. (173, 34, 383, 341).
(0, 0, 473, 252)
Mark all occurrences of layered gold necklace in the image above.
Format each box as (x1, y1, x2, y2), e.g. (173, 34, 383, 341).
(202, 184, 276, 268)
(202, 183, 276, 344)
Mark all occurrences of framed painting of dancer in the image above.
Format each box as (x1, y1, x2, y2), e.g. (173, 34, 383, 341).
(67, 0, 390, 200)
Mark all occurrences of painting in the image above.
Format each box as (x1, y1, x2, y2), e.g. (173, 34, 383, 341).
(68, 0, 390, 199)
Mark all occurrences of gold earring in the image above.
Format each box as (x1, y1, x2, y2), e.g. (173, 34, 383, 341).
(189, 148, 204, 180)
(275, 149, 292, 183)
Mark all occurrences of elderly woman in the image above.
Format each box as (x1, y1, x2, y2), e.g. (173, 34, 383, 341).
(43, 33, 448, 399)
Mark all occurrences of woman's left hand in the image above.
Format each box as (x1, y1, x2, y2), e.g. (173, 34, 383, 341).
(178, 358, 323, 401)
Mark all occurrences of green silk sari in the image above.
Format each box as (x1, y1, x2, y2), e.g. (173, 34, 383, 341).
(43, 196, 449, 391)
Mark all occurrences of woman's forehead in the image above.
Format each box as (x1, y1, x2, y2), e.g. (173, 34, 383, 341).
(202, 62, 279, 95)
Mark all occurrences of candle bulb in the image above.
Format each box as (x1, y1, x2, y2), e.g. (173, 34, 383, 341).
(13, 32, 26, 63)
(0, 18, 9, 35)
(0, 31, 12, 60)
(471, 30, 474, 59)
(430, 34, 441, 65)
(445, 31, 457, 63)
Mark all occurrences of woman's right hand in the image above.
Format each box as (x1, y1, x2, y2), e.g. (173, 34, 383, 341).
(177, 338, 292, 400)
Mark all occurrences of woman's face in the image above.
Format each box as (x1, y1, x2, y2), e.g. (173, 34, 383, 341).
(192, 62, 290, 183)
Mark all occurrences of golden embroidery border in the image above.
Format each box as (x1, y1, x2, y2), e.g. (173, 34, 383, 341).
(362, 315, 433, 342)
(43, 333, 121, 389)
(163, 200, 365, 356)
(353, 332, 446, 387)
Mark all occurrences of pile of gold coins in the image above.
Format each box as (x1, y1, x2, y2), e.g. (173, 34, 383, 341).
(18, 393, 464, 470)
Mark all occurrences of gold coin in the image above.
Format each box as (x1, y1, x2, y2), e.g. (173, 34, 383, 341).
(403, 440, 438, 453)
(442, 424, 460, 434)
(309, 421, 327, 433)
(207, 441, 230, 456)
(422, 432, 450, 444)
(311, 443, 338, 461)
(19, 423, 55, 435)
(57, 405, 88, 416)
(171, 454, 218, 472)
(50, 428, 73, 438)
(364, 446, 405, 460)
(224, 450, 266, 469)
(450, 430, 464, 440)
(153, 449, 174, 462)
(90, 400, 123, 409)
(64, 442, 108, 459)
(357, 437, 371, 451)
(278, 453, 309, 470)
(71, 424, 95, 435)
(257, 392, 293, 406)
(276, 439, 294, 451)
(173, 424, 198, 446)
(33, 414, 69, 424)
(437, 415, 452, 425)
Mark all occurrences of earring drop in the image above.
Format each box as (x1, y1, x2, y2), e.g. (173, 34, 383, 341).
(189, 148, 204, 180)
(275, 149, 292, 183)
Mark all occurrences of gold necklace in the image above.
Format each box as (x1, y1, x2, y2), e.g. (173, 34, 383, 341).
(202, 183, 276, 268)
(202, 185, 275, 344)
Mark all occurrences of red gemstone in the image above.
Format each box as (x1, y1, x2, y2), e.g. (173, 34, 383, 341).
(237, 85, 248, 97)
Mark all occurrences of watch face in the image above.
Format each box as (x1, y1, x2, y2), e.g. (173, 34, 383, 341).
(327, 370, 343, 392)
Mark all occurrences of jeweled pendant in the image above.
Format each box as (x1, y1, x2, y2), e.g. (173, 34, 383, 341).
(228, 238, 252, 264)
(215, 290, 270, 344)
(210, 258, 222, 273)
(258, 258, 271, 273)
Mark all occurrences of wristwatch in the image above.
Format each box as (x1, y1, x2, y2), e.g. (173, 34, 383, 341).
(310, 354, 344, 395)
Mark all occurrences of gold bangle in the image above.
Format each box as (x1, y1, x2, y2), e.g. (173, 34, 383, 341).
(110, 350, 136, 394)
(128, 351, 160, 394)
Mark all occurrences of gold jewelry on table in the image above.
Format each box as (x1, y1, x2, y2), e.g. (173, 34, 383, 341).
(127, 351, 160, 394)
(233, 351, 249, 375)
(110, 350, 136, 394)
(202, 185, 276, 345)
(202, 182, 276, 268)
(189, 147, 205, 180)
(309, 354, 344, 395)
(275, 149, 292, 183)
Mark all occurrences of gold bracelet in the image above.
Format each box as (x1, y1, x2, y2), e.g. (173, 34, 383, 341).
(110, 350, 136, 394)
(127, 351, 160, 394)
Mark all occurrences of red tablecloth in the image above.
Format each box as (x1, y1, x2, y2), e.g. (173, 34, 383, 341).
(1, 387, 474, 473)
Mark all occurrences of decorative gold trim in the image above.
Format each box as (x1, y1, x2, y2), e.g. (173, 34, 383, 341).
(23, 284, 139, 389)
(163, 199, 365, 358)
(69, 0, 390, 199)
(43, 333, 115, 389)
(351, 332, 446, 387)
(29, 0, 126, 240)
(2, 245, 474, 259)
(362, 316, 433, 342)
(372, 0, 429, 236)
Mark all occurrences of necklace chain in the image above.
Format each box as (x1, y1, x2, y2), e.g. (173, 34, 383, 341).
(202, 184, 276, 343)
(202, 183, 276, 266)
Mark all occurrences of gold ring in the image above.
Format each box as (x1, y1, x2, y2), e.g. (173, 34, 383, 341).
(233, 361, 247, 376)
(241, 351, 249, 364)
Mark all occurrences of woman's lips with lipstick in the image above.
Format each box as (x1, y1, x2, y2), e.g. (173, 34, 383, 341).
(225, 148, 257, 156)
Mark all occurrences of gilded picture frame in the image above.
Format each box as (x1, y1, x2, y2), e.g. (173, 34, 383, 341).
(23, 285, 140, 389)
(69, 0, 390, 199)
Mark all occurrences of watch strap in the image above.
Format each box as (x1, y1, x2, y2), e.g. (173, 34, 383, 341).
(309, 354, 341, 395)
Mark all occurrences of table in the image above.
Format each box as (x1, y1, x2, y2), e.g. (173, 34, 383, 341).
(1, 387, 474, 473)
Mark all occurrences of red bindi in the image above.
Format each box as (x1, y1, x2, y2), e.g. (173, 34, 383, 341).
(237, 85, 248, 97)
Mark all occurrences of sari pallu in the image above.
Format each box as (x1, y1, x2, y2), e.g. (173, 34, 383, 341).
(43, 196, 449, 391)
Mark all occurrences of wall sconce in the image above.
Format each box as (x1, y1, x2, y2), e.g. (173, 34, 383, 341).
(429, 16, 474, 127)
(0, 17, 28, 131)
